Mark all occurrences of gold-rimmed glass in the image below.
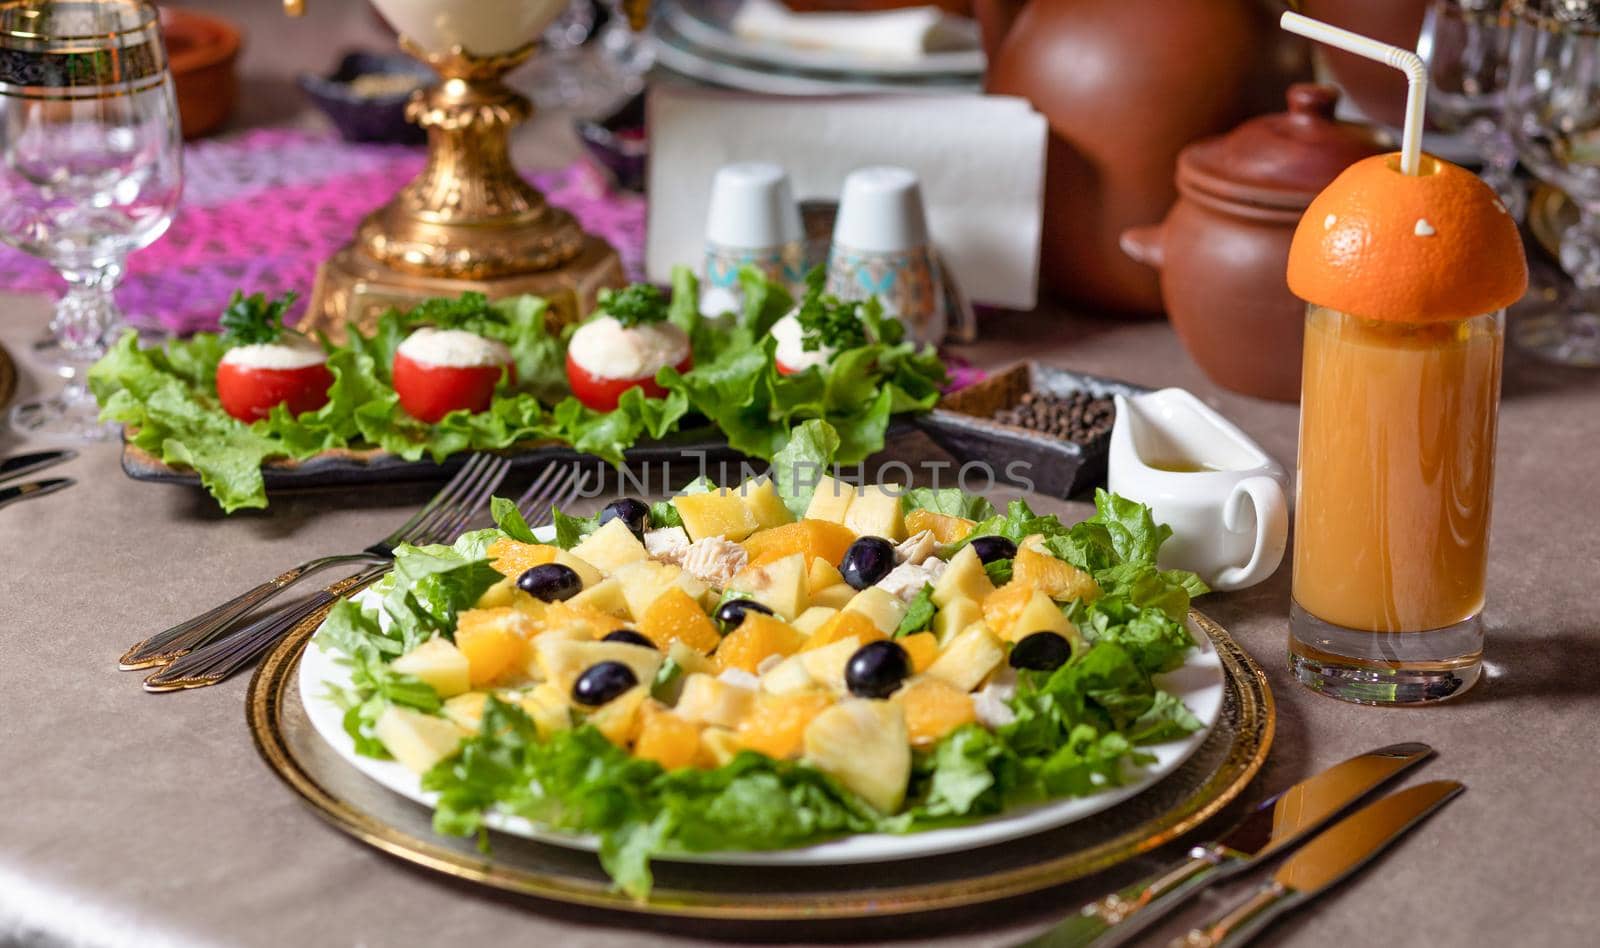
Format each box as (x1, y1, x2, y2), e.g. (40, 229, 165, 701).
(0, 0, 182, 439)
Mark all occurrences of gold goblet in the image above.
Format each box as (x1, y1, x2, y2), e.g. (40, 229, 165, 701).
(285, 0, 651, 336)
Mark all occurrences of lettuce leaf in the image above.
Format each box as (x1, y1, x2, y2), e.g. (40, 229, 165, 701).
(894, 585, 937, 638)
(769, 418, 841, 518)
(899, 487, 997, 522)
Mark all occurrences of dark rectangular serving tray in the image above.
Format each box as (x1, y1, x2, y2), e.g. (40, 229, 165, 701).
(913, 362, 1150, 499)
(120, 430, 753, 492)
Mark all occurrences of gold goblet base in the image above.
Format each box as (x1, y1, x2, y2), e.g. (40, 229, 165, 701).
(301, 237, 624, 343)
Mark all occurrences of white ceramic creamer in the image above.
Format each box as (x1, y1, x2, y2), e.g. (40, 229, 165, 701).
(1107, 388, 1288, 591)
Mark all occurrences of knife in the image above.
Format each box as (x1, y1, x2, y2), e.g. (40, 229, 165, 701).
(1022, 742, 1434, 948)
(1170, 780, 1465, 948)
(0, 449, 75, 484)
(0, 477, 75, 510)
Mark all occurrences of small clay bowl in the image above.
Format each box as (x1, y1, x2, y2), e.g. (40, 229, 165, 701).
(160, 7, 241, 139)
(299, 51, 435, 144)
(915, 361, 1149, 499)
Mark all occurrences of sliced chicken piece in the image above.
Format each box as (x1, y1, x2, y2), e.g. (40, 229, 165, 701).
(644, 526, 691, 565)
(894, 529, 937, 566)
(680, 535, 749, 588)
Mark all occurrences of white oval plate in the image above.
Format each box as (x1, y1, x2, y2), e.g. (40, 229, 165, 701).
(300, 532, 1223, 866)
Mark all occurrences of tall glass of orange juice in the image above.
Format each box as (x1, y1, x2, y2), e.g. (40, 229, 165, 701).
(1285, 153, 1526, 704)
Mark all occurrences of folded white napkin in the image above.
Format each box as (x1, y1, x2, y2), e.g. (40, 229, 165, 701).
(646, 86, 1048, 310)
(730, 0, 976, 62)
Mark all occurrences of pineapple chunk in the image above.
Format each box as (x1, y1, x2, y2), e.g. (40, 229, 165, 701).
(843, 586, 908, 636)
(803, 475, 857, 524)
(792, 605, 840, 637)
(668, 639, 716, 677)
(475, 576, 525, 610)
(802, 699, 910, 813)
(518, 683, 573, 737)
(373, 706, 466, 774)
(552, 549, 603, 589)
(843, 484, 906, 541)
(390, 636, 471, 698)
(612, 560, 681, 620)
(810, 584, 856, 610)
(570, 517, 650, 573)
(674, 489, 761, 542)
(797, 636, 862, 694)
(925, 624, 1006, 692)
(1002, 589, 1080, 644)
(567, 577, 630, 618)
(741, 478, 795, 531)
(699, 726, 742, 767)
(931, 544, 996, 608)
(728, 552, 809, 620)
(673, 673, 756, 729)
(587, 684, 649, 746)
(807, 556, 845, 594)
(760, 655, 819, 695)
(933, 596, 984, 646)
(533, 638, 664, 694)
(440, 691, 490, 733)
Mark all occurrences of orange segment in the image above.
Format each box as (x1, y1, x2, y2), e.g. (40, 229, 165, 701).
(904, 509, 976, 544)
(896, 677, 977, 748)
(743, 519, 857, 568)
(486, 539, 558, 578)
(737, 692, 832, 759)
(639, 587, 721, 654)
(540, 601, 620, 639)
(453, 608, 533, 686)
(981, 581, 1035, 641)
(1288, 153, 1527, 322)
(800, 610, 884, 652)
(1013, 548, 1099, 602)
(715, 613, 805, 673)
(899, 632, 939, 674)
(635, 706, 704, 770)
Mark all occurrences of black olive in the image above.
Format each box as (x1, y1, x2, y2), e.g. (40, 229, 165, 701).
(840, 536, 896, 590)
(599, 498, 651, 538)
(516, 563, 582, 602)
(969, 535, 1018, 565)
(845, 640, 911, 698)
(572, 660, 638, 706)
(1009, 631, 1073, 671)
(602, 629, 656, 649)
(713, 598, 774, 634)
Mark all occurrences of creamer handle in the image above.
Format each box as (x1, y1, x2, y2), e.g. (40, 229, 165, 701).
(1212, 475, 1288, 591)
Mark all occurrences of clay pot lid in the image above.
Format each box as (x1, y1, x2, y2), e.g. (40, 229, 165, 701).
(1178, 83, 1388, 213)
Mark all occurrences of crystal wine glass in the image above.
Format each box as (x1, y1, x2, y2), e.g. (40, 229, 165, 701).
(0, 0, 183, 438)
(1504, 0, 1600, 366)
(1420, 0, 1526, 220)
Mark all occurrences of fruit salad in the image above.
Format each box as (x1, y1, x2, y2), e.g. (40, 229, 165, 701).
(315, 424, 1208, 897)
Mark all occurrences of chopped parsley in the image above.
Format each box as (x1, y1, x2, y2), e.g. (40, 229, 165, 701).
(795, 267, 868, 352)
(219, 291, 299, 346)
(596, 283, 670, 328)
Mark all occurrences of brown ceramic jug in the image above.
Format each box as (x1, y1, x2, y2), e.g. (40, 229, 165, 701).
(1120, 84, 1385, 401)
(979, 0, 1309, 315)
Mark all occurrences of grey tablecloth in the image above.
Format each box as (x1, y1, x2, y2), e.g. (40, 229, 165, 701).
(4, 290, 1598, 947)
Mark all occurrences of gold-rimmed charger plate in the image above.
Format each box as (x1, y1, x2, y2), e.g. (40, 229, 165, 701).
(248, 606, 1273, 920)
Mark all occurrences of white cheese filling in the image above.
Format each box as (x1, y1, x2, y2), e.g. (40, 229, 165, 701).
(220, 338, 327, 370)
(397, 327, 511, 368)
(568, 316, 690, 380)
(770, 312, 835, 372)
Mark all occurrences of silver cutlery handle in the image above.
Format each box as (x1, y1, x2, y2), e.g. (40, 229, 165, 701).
(143, 567, 388, 692)
(1170, 881, 1297, 948)
(119, 553, 374, 669)
(1024, 846, 1234, 948)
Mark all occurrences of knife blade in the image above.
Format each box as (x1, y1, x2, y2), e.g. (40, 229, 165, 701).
(1022, 741, 1433, 948)
(1171, 780, 1465, 948)
(0, 449, 75, 484)
(0, 477, 75, 510)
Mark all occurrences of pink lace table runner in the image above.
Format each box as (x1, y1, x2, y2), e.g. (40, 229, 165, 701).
(0, 128, 647, 335)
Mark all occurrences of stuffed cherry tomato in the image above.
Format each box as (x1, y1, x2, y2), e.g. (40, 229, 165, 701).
(215, 342, 334, 422)
(392, 328, 513, 423)
(566, 315, 692, 411)
(770, 311, 837, 376)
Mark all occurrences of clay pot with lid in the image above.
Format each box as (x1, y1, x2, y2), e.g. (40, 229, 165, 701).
(1121, 85, 1386, 402)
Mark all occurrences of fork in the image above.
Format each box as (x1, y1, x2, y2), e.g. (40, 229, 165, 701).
(120, 454, 511, 671)
(142, 461, 581, 693)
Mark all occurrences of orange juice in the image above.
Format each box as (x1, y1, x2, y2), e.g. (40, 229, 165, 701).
(1292, 305, 1503, 633)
